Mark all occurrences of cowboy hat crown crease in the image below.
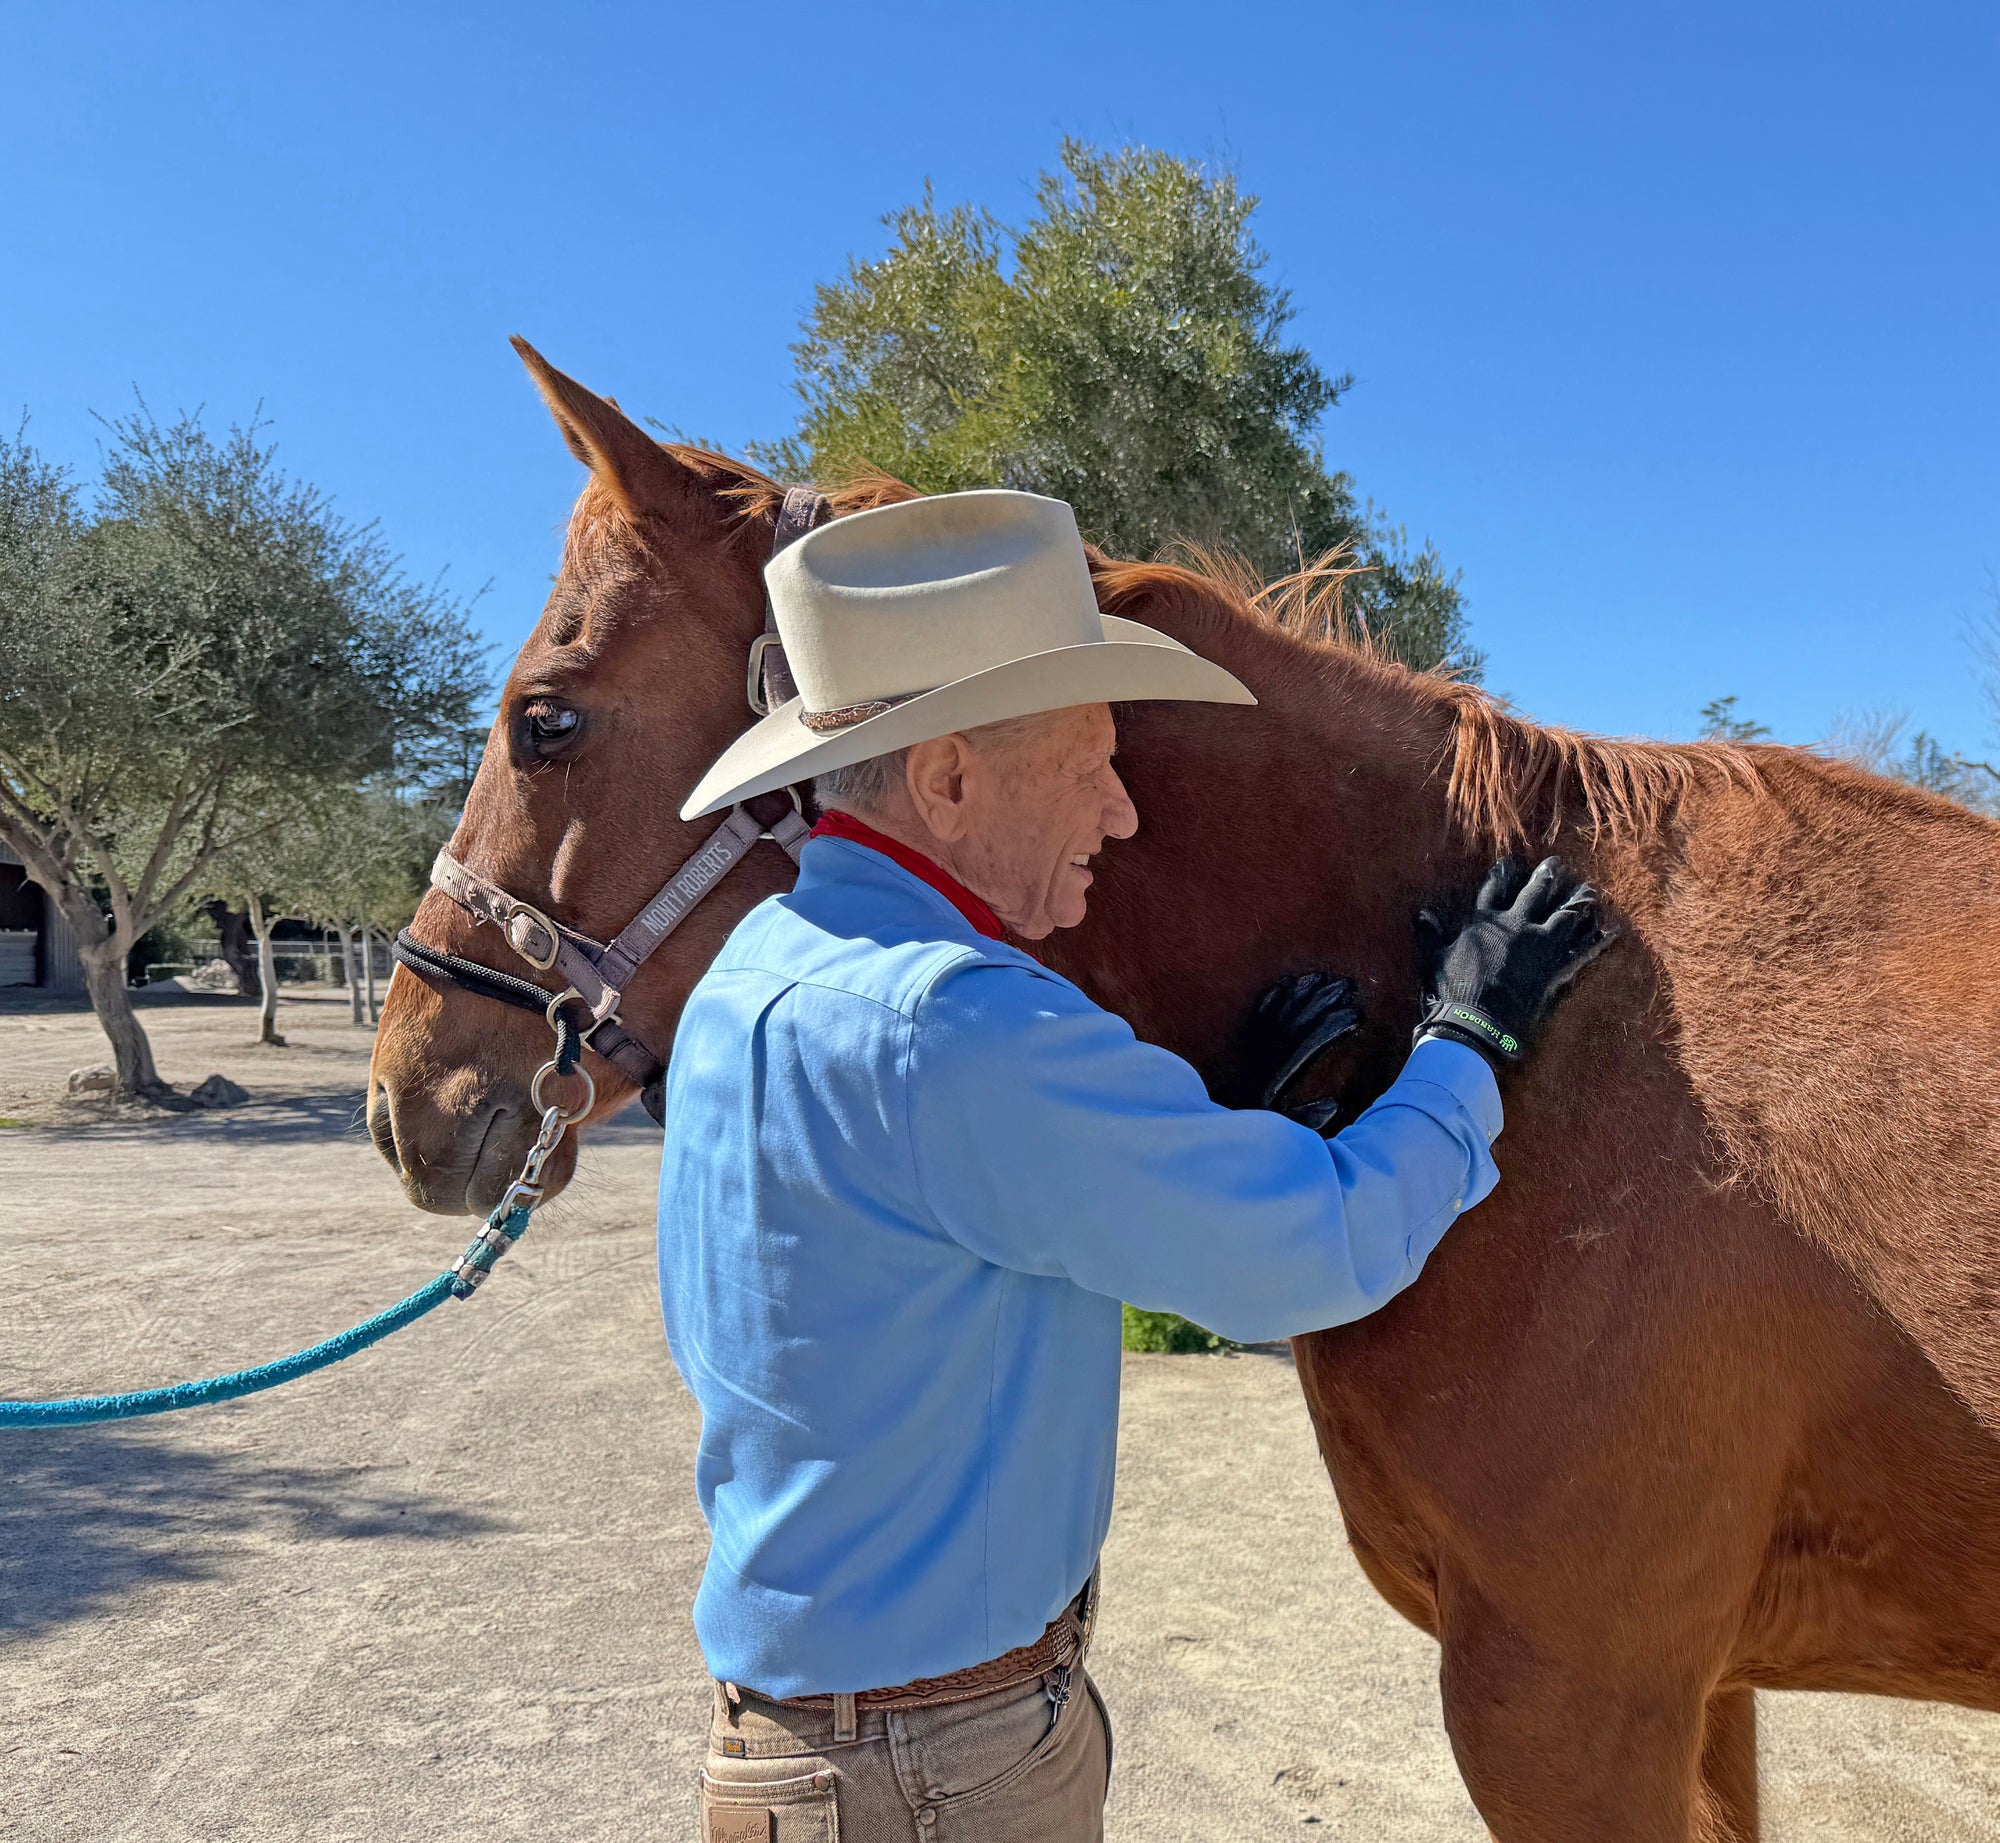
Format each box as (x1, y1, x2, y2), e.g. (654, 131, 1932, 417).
(767, 490, 1104, 710)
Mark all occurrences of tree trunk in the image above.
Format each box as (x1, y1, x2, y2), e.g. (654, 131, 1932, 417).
(76, 936, 168, 1097)
(200, 898, 261, 999)
(364, 927, 381, 1024)
(334, 921, 363, 1025)
(3, 833, 171, 1099)
(247, 893, 285, 1047)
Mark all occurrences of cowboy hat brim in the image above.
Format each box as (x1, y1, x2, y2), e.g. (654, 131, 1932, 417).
(680, 616, 1255, 820)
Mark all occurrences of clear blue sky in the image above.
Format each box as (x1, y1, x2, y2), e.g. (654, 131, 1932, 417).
(5, 3, 1995, 752)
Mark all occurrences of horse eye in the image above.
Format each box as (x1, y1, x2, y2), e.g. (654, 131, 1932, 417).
(520, 701, 581, 756)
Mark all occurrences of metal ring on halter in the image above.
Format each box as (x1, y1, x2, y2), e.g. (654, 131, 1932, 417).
(545, 985, 582, 1031)
(530, 1058, 597, 1120)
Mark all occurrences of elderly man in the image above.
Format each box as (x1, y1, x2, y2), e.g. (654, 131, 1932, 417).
(665, 491, 1605, 1843)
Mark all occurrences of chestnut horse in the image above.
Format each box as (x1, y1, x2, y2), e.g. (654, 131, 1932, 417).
(369, 343, 2000, 1841)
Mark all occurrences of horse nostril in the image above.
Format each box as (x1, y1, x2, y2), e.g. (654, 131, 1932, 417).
(367, 1092, 399, 1166)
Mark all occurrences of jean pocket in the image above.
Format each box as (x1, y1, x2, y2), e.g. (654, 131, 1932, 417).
(923, 1684, 1081, 1815)
(894, 1675, 1058, 1808)
(700, 1765, 839, 1843)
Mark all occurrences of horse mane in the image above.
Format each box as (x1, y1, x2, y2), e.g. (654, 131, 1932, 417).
(1091, 548, 1766, 850)
(562, 450, 918, 566)
(715, 462, 920, 528)
(1436, 690, 1764, 849)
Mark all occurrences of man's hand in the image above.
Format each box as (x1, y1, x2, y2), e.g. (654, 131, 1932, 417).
(1416, 857, 1612, 1068)
(1240, 970, 1364, 1128)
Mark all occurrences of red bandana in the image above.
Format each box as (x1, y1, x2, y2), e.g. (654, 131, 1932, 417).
(809, 809, 1005, 941)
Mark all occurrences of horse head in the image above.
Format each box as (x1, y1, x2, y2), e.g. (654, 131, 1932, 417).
(368, 341, 838, 1214)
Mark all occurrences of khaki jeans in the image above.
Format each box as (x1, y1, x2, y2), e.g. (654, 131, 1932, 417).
(699, 1670, 1112, 1842)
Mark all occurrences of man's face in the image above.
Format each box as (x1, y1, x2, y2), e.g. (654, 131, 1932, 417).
(952, 704, 1139, 938)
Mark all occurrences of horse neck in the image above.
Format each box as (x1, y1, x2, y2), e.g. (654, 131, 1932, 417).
(1037, 630, 1481, 1081)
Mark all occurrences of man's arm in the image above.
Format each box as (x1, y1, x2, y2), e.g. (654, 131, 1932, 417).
(903, 962, 1502, 1344)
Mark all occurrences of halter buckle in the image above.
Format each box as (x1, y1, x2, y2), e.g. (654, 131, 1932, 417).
(502, 900, 562, 971)
(745, 633, 785, 717)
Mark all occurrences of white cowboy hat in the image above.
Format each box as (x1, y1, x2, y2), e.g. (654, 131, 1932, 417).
(681, 490, 1255, 819)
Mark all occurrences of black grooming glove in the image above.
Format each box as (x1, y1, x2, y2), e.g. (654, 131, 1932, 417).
(1416, 857, 1611, 1068)
(1240, 970, 1363, 1133)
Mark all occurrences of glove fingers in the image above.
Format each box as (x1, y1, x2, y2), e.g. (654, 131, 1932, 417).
(1538, 921, 1618, 1005)
(1516, 856, 1571, 923)
(1414, 910, 1448, 977)
(1476, 858, 1529, 916)
(1285, 974, 1359, 1030)
(1261, 1000, 1363, 1109)
(1251, 971, 1363, 1109)
(1250, 970, 1315, 1027)
(1532, 882, 1600, 942)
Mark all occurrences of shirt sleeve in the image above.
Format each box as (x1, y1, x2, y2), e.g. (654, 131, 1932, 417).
(903, 961, 1502, 1344)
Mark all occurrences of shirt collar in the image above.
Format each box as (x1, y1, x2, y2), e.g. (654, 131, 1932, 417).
(808, 809, 1005, 941)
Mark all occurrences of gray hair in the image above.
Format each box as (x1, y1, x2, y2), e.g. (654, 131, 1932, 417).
(811, 748, 911, 816)
(811, 713, 1055, 819)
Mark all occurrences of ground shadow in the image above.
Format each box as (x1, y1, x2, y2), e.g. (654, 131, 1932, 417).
(0, 988, 257, 1018)
(37, 1088, 374, 1149)
(0, 1424, 505, 1642)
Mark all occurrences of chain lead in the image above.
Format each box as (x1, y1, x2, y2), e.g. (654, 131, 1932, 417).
(449, 1048, 594, 1298)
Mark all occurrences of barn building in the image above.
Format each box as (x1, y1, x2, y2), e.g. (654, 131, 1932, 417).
(0, 842, 87, 995)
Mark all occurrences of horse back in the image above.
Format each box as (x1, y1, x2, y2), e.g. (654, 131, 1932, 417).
(1617, 748, 2000, 1431)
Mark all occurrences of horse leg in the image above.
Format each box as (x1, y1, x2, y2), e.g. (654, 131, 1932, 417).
(1436, 1593, 1716, 1843)
(1694, 1686, 1757, 1843)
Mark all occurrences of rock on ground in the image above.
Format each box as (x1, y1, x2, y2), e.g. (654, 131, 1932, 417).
(187, 1073, 249, 1108)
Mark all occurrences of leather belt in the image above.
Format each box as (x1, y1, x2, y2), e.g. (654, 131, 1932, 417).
(732, 1576, 1099, 1715)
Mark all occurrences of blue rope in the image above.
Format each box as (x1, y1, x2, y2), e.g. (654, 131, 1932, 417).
(0, 1205, 532, 1428)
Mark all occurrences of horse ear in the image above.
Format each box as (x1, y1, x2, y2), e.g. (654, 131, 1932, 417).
(509, 336, 713, 524)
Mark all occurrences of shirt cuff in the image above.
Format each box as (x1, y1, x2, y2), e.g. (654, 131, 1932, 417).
(1385, 1036, 1504, 1144)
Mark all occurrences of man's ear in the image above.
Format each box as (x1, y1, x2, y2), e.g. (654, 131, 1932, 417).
(904, 735, 973, 842)
(510, 335, 721, 527)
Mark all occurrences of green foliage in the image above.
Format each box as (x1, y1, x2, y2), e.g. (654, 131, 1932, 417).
(229, 779, 453, 933)
(1121, 1305, 1238, 1354)
(1697, 695, 1771, 743)
(0, 409, 484, 913)
(759, 141, 1476, 676)
(0, 407, 486, 1087)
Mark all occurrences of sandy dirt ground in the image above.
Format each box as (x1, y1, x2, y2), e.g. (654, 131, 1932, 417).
(1, 990, 1996, 1841)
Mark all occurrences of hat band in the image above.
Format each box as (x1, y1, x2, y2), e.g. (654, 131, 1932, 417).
(799, 690, 925, 734)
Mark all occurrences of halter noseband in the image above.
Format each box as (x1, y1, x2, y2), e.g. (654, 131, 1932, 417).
(391, 488, 830, 1126)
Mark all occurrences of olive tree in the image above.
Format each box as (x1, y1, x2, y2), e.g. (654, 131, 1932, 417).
(757, 140, 1477, 675)
(246, 782, 450, 1033)
(0, 412, 485, 1096)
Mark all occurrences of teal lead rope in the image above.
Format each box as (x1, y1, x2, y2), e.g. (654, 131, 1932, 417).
(0, 1047, 593, 1430)
(0, 1203, 534, 1428)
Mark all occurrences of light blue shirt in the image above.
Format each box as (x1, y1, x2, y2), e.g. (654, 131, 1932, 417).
(657, 835, 1501, 1698)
